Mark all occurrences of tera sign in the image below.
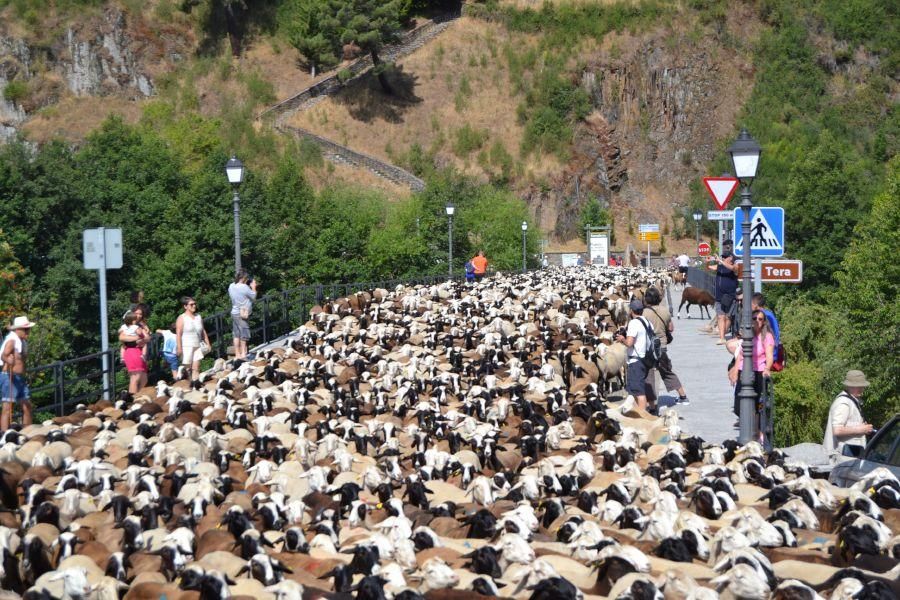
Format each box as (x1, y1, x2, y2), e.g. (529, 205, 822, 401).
(759, 259, 802, 283)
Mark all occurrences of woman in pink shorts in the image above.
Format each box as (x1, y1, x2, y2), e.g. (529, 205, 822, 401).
(118, 311, 148, 394)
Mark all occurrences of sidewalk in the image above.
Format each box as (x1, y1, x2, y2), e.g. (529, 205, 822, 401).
(652, 286, 737, 444)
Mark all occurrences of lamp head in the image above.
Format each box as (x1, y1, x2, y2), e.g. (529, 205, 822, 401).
(693, 211, 702, 221)
(522, 221, 528, 231)
(727, 129, 761, 183)
(445, 203, 455, 217)
(225, 156, 245, 185)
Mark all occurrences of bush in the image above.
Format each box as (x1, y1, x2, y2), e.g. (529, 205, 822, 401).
(337, 68, 353, 83)
(452, 124, 488, 157)
(3, 80, 28, 104)
(772, 361, 832, 447)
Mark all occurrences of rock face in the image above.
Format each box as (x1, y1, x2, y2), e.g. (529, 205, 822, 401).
(538, 30, 754, 239)
(0, 7, 191, 141)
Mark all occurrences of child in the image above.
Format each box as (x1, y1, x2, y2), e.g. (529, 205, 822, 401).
(464, 260, 476, 283)
(156, 324, 179, 381)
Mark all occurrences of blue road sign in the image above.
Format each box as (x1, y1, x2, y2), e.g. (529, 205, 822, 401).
(733, 207, 784, 257)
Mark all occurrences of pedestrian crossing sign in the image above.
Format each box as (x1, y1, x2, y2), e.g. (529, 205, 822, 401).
(733, 207, 784, 257)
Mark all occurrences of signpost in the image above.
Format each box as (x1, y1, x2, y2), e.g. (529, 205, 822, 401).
(83, 228, 123, 401)
(733, 207, 785, 257)
(639, 224, 659, 266)
(698, 242, 711, 257)
(703, 176, 739, 210)
(585, 225, 611, 266)
(758, 259, 802, 283)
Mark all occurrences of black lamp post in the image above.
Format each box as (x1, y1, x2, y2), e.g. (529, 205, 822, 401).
(521, 221, 528, 273)
(728, 129, 762, 444)
(692, 211, 703, 251)
(445, 203, 455, 277)
(225, 156, 245, 272)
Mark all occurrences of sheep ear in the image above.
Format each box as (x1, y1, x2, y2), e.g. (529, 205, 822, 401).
(236, 565, 249, 576)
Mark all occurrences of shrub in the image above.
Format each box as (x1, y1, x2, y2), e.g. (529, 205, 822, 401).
(772, 361, 831, 447)
(337, 69, 353, 83)
(3, 80, 28, 104)
(452, 124, 488, 157)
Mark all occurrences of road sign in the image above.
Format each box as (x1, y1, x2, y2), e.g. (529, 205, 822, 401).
(734, 207, 784, 257)
(703, 177, 739, 210)
(83, 228, 123, 269)
(639, 232, 660, 241)
(698, 242, 711, 256)
(639, 223, 659, 233)
(706, 210, 732, 221)
(758, 259, 802, 283)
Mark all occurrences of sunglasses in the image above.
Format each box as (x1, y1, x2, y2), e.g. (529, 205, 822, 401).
(187, 303, 197, 307)
(754, 317, 765, 322)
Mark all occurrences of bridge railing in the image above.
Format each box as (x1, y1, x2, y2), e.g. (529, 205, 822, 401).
(27, 273, 465, 416)
(686, 265, 716, 295)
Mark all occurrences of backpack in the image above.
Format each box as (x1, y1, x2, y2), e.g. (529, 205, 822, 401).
(638, 317, 662, 368)
(465, 261, 475, 274)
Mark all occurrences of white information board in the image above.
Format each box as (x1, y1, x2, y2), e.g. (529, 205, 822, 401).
(83, 228, 123, 270)
(589, 233, 609, 265)
(561, 253, 580, 267)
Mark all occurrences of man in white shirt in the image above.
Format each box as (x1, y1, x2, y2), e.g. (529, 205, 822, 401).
(616, 299, 651, 411)
(823, 370, 874, 463)
(676, 253, 690, 274)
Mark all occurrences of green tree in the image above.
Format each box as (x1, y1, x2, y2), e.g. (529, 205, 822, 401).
(281, 0, 340, 75)
(579, 197, 609, 231)
(0, 228, 25, 323)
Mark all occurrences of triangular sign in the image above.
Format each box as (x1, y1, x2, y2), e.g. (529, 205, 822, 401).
(734, 208, 783, 252)
(703, 177, 739, 210)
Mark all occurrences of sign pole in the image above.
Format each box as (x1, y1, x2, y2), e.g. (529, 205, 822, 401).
(718, 221, 723, 254)
(646, 241, 650, 267)
(98, 228, 111, 401)
(753, 260, 762, 294)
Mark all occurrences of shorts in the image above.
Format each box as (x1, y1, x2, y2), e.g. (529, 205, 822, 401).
(626, 360, 648, 396)
(182, 346, 205, 366)
(715, 302, 735, 317)
(678, 266, 688, 274)
(0, 373, 30, 402)
(232, 315, 250, 341)
(163, 352, 179, 372)
(122, 347, 147, 374)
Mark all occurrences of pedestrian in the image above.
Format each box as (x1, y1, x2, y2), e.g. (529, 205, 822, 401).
(471, 250, 488, 281)
(1, 316, 34, 431)
(464, 259, 476, 283)
(616, 298, 652, 412)
(229, 269, 257, 360)
(727, 309, 774, 426)
(156, 323, 180, 381)
(118, 311, 148, 395)
(541, 256, 549, 269)
(176, 296, 210, 384)
(823, 370, 874, 463)
(676, 252, 690, 275)
(751, 293, 782, 368)
(705, 239, 738, 344)
(609, 254, 616, 266)
(642, 287, 689, 406)
(133, 304, 151, 359)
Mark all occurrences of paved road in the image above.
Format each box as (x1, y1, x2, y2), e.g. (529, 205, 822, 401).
(651, 285, 737, 444)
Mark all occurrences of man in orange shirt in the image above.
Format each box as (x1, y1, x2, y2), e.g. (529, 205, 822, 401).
(471, 250, 488, 281)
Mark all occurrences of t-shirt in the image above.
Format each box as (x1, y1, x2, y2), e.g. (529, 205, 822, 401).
(160, 330, 177, 355)
(677, 254, 690, 267)
(763, 308, 781, 344)
(625, 317, 650, 363)
(471, 255, 488, 274)
(715, 260, 738, 301)
(734, 332, 775, 372)
(823, 392, 866, 457)
(643, 306, 670, 348)
(229, 282, 257, 317)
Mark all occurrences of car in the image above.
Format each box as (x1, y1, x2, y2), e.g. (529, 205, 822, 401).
(829, 414, 900, 487)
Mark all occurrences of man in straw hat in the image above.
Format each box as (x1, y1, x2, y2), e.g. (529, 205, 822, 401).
(823, 369, 874, 463)
(1, 316, 35, 431)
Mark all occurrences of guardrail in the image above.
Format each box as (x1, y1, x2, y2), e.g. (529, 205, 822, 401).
(27, 273, 466, 416)
(686, 265, 716, 295)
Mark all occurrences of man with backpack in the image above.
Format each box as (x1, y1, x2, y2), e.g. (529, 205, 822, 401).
(616, 298, 661, 413)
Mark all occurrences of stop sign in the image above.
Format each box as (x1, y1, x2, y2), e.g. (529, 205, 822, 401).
(698, 242, 711, 256)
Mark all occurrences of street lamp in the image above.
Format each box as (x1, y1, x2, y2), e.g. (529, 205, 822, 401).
(225, 156, 245, 272)
(727, 129, 762, 445)
(521, 221, 528, 273)
(445, 203, 455, 277)
(692, 211, 703, 250)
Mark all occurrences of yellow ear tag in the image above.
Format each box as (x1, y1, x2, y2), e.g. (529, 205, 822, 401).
(376, 503, 383, 509)
(216, 523, 222, 529)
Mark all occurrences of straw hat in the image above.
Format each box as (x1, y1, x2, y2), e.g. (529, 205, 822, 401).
(8, 316, 36, 330)
(843, 370, 870, 388)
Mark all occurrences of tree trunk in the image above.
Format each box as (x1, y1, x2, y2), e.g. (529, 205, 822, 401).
(224, 2, 241, 57)
(371, 50, 392, 95)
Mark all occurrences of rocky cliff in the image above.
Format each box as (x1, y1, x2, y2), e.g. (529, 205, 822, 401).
(0, 7, 192, 141)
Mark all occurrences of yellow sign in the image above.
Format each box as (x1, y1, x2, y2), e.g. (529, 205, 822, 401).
(639, 232, 660, 241)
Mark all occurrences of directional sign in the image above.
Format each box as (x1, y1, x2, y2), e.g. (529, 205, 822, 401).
(759, 259, 802, 283)
(733, 207, 784, 257)
(639, 232, 660, 241)
(698, 242, 711, 256)
(639, 223, 660, 233)
(703, 177, 739, 210)
(706, 210, 732, 221)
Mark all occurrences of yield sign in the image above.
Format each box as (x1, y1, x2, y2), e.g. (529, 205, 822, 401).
(703, 177, 739, 210)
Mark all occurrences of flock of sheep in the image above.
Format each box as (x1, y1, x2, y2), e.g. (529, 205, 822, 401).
(0, 266, 897, 600)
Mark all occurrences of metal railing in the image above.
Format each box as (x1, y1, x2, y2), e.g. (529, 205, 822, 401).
(28, 273, 467, 416)
(686, 265, 716, 295)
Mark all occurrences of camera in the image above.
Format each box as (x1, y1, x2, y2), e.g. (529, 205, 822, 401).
(721, 250, 733, 259)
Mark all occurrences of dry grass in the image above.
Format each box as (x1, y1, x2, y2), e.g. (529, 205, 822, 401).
(305, 161, 413, 201)
(21, 96, 144, 144)
(287, 16, 563, 183)
(495, 0, 640, 7)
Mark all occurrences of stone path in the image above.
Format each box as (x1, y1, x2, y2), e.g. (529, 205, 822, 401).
(652, 285, 738, 444)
